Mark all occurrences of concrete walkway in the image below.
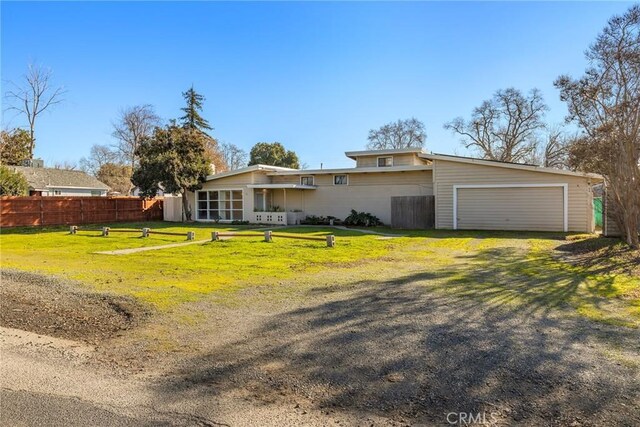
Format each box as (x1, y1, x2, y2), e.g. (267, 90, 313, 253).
(95, 239, 211, 255)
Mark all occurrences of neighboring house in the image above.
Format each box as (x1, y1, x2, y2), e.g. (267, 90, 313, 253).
(10, 166, 110, 197)
(185, 148, 603, 232)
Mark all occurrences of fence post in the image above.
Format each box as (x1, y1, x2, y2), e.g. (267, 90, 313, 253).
(102, 227, 110, 237)
(187, 231, 195, 241)
(115, 199, 119, 222)
(39, 197, 44, 226)
(80, 198, 84, 224)
(142, 227, 150, 237)
(326, 235, 336, 247)
(69, 225, 78, 235)
(212, 231, 220, 241)
(264, 230, 272, 242)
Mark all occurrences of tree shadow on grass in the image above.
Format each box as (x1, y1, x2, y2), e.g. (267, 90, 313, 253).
(153, 247, 640, 425)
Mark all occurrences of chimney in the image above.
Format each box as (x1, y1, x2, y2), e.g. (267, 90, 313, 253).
(22, 159, 44, 168)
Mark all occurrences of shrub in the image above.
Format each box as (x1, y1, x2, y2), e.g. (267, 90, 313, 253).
(344, 209, 382, 227)
(0, 165, 29, 196)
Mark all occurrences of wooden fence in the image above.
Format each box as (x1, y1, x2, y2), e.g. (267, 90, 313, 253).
(0, 196, 163, 227)
(391, 195, 435, 229)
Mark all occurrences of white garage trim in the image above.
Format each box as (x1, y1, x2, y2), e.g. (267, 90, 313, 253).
(453, 183, 568, 232)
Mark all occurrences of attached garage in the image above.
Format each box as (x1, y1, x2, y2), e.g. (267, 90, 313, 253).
(454, 184, 567, 232)
(423, 154, 603, 233)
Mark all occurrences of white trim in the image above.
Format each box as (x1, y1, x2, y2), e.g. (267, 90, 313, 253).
(45, 185, 109, 190)
(452, 183, 569, 232)
(247, 184, 316, 190)
(332, 174, 349, 186)
(195, 188, 245, 222)
(204, 164, 298, 182)
(377, 156, 394, 167)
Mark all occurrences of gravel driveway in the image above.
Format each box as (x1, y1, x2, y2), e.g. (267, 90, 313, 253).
(2, 270, 639, 426)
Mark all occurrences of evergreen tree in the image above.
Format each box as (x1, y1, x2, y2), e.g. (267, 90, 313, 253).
(179, 86, 212, 132)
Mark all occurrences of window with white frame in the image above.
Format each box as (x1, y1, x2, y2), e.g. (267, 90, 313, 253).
(300, 176, 314, 186)
(333, 174, 348, 185)
(197, 190, 243, 221)
(377, 156, 393, 167)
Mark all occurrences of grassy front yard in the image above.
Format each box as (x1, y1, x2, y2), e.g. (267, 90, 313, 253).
(1, 222, 638, 327)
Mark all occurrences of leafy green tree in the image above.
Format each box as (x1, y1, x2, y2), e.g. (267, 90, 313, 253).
(0, 128, 31, 165)
(0, 165, 29, 195)
(180, 86, 212, 132)
(132, 124, 210, 221)
(248, 142, 300, 169)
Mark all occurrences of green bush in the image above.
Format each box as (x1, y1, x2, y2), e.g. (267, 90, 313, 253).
(0, 165, 29, 196)
(344, 209, 382, 227)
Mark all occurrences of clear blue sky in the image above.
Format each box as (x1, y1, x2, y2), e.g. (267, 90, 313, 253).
(1, 1, 634, 168)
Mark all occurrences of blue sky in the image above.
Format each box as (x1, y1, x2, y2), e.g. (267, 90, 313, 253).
(1, 1, 634, 168)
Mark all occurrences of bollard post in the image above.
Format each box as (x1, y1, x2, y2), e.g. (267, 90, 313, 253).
(212, 231, 220, 241)
(69, 225, 78, 235)
(264, 230, 272, 242)
(102, 227, 110, 237)
(187, 231, 195, 241)
(326, 234, 335, 247)
(142, 228, 150, 237)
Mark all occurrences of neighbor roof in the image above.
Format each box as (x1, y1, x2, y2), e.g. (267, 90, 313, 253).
(10, 166, 110, 191)
(419, 153, 603, 180)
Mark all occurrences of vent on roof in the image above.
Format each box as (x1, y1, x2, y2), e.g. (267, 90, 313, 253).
(22, 159, 44, 168)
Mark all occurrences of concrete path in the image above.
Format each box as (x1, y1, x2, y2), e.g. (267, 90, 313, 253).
(94, 239, 211, 255)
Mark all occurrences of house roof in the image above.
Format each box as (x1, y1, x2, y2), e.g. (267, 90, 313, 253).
(344, 148, 425, 160)
(204, 164, 298, 182)
(10, 166, 111, 191)
(268, 165, 432, 175)
(420, 153, 603, 180)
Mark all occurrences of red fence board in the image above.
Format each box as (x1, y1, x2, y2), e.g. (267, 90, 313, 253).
(0, 196, 163, 227)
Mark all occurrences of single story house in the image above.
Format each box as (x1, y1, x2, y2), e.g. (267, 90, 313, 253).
(10, 166, 110, 197)
(185, 148, 603, 232)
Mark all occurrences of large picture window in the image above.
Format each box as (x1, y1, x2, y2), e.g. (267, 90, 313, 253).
(197, 190, 243, 221)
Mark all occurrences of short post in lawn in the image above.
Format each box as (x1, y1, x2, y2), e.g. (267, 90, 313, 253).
(211, 231, 220, 241)
(102, 227, 110, 237)
(69, 225, 78, 235)
(142, 228, 150, 237)
(264, 230, 272, 242)
(326, 234, 335, 247)
(187, 231, 195, 241)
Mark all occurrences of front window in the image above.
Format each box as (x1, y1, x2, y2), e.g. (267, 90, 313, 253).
(334, 175, 348, 185)
(197, 190, 243, 221)
(377, 156, 393, 167)
(300, 176, 314, 186)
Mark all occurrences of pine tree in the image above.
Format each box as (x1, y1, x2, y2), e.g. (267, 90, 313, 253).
(179, 86, 212, 132)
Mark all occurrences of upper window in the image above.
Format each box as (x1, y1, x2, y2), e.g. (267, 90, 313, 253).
(333, 175, 348, 185)
(53, 190, 62, 196)
(300, 176, 314, 186)
(377, 156, 393, 167)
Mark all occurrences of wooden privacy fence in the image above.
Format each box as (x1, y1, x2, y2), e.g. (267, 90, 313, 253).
(391, 195, 435, 229)
(0, 196, 163, 227)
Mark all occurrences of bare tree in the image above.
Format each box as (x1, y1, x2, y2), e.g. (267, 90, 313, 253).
(445, 88, 548, 163)
(51, 160, 78, 170)
(220, 142, 248, 170)
(537, 126, 570, 169)
(112, 105, 161, 193)
(556, 4, 640, 248)
(4, 63, 65, 158)
(367, 118, 426, 150)
(79, 144, 120, 176)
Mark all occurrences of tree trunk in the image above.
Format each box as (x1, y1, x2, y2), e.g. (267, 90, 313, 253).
(623, 206, 640, 249)
(181, 189, 192, 222)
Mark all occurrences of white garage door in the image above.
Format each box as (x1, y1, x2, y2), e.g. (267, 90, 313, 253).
(456, 186, 566, 231)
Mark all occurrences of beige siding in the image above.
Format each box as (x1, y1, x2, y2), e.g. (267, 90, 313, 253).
(272, 171, 433, 224)
(457, 187, 564, 231)
(434, 160, 595, 232)
(355, 153, 423, 168)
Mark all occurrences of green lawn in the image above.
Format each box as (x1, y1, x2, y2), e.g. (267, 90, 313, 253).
(1, 222, 638, 327)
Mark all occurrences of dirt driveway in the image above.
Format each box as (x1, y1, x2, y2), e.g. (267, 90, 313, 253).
(2, 268, 639, 426)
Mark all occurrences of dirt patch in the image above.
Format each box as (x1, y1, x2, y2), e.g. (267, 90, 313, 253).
(0, 270, 148, 344)
(555, 236, 640, 277)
